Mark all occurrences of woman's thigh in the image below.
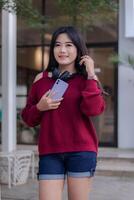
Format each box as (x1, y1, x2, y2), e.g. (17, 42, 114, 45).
(67, 177, 93, 200)
(39, 179, 65, 200)
(38, 154, 66, 200)
(65, 151, 97, 200)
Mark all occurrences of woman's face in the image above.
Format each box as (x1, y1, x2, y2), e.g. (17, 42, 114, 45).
(54, 33, 77, 68)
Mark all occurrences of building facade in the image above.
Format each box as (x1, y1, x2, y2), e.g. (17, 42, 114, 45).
(0, 0, 134, 150)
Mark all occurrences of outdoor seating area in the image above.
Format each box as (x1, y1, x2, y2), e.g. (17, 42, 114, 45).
(0, 150, 35, 199)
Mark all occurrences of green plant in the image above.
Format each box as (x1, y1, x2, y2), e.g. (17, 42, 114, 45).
(57, 0, 118, 29)
(0, 0, 47, 28)
(0, 0, 118, 29)
(109, 53, 134, 69)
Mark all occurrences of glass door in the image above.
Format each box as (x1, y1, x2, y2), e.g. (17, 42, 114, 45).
(0, 11, 2, 143)
(88, 46, 117, 146)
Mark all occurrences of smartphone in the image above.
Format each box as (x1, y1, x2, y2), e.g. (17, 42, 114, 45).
(50, 79, 69, 100)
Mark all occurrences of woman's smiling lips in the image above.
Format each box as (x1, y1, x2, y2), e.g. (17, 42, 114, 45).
(58, 55, 68, 58)
(58, 55, 69, 60)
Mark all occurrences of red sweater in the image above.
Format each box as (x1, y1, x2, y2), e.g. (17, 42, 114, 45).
(21, 71, 105, 155)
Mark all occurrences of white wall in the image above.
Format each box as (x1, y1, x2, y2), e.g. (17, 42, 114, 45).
(118, 65, 134, 148)
(118, 0, 134, 148)
(0, 86, 27, 109)
(124, 0, 134, 37)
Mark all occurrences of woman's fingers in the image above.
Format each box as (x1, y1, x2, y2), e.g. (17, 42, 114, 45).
(79, 56, 94, 65)
(48, 91, 64, 101)
(50, 102, 61, 109)
(47, 90, 55, 98)
(79, 58, 85, 65)
(81, 55, 90, 59)
(52, 98, 63, 103)
(44, 89, 51, 97)
(50, 102, 61, 107)
(38, 89, 64, 111)
(79, 55, 95, 76)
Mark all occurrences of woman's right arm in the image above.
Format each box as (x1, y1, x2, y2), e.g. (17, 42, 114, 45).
(21, 82, 43, 127)
(21, 73, 63, 127)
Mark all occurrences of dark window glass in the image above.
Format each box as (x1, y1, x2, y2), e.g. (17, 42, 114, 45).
(0, 11, 2, 143)
(17, 0, 118, 145)
(89, 47, 116, 145)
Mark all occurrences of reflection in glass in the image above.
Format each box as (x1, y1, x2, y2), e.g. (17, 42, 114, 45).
(0, 11, 1, 143)
(89, 47, 115, 144)
(16, 0, 118, 145)
(35, 47, 49, 69)
(17, 47, 49, 70)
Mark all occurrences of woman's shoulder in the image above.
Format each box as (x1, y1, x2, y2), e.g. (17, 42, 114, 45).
(33, 72, 43, 83)
(33, 70, 48, 83)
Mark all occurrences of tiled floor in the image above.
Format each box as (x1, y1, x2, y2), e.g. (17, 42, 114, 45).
(1, 175, 134, 200)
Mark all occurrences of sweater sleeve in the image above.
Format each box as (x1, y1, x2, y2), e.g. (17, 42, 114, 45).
(80, 79, 105, 116)
(21, 83, 43, 127)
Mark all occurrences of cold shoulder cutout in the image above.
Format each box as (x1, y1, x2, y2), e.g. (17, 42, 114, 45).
(33, 72, 43, 83)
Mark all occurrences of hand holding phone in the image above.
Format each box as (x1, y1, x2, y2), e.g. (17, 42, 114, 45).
(37, 79, 68, 111)
(50, 79, 69, 100)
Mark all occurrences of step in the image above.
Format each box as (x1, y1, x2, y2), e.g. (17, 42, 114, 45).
(31, 148, 134, 177)
(96, 148, 134, 177)
(96, 158, 134, 177)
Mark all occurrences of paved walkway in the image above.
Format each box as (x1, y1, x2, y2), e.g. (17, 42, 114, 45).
(1, 147, 134, 199)
(1, 175, 134, 200)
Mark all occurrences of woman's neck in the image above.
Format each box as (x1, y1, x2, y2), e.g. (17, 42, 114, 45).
(58, 64, 76, 74)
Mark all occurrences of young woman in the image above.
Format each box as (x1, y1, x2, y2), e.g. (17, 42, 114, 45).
(21, 26, 105, 200)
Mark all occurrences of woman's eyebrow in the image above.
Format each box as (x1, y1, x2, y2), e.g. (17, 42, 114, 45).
(55, 41, 73, 44)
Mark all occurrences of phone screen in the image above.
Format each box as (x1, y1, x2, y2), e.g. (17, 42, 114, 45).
(50, 79, 69, 100)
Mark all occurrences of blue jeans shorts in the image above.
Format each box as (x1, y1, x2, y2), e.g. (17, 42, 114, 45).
(38, 151, 97, 180)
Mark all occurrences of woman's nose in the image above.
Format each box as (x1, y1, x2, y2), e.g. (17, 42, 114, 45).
(60, 45, 66, 52)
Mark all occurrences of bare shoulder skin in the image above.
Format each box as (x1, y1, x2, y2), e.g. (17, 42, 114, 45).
(33, 72, 43, 83)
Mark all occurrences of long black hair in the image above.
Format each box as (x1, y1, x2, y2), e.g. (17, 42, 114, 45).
(46, 26, 88, 78)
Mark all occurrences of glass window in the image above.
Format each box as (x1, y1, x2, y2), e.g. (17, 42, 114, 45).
(0, 11, 2, 143)
(44, 0, 118, 43)
(17, 0, 118, 146)
(17, 0, 43, 144)
(17, 0, 42, 46)
(89, 47, 116, 145)
(0, 11, 1, 46)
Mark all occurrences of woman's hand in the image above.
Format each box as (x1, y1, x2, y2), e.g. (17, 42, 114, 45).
(79, 55, 95, 77)
(36, 90, 63, 111)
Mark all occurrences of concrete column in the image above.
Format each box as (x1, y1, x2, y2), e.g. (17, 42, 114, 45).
(1, 7, 17, 152)
(124, 0, 134, 37)
(118, 0, 134, 148)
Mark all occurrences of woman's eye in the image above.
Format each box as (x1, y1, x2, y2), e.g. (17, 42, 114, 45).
(54, 43, 74, 47)
(55, 43, 60, 47)
(66, 44, 73, 47)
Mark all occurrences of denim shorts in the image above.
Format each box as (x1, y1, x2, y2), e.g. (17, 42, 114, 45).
(38, 151, 97, 180)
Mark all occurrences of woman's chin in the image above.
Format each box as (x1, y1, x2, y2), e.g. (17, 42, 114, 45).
(58, 62, 70, 66)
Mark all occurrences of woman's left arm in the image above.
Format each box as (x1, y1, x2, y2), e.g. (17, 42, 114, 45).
(79, 55, 105, 116)
(80, 79, 105, 116)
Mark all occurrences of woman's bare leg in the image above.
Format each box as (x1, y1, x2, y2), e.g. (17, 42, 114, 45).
(67, 177, 93, 200)
(39, 179, 65, 200)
